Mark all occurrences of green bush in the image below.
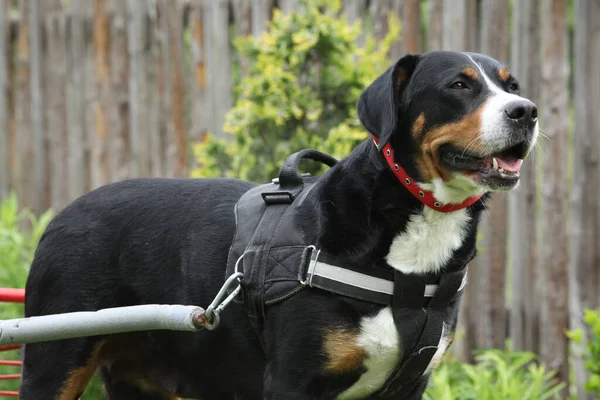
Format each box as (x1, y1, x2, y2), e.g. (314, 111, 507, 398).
(424, 346, 565, 400)
(568, 308, 600, 396)
(0, 194, 105, 399)
(191, 0, 401, 182)
(0, 193, 52, 317)
(0, 194, 51, 395)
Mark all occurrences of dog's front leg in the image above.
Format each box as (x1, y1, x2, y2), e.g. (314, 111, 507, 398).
(263, 361, 323, 400)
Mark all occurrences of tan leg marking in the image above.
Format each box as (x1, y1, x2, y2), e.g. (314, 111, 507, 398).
(323, 329, 367, 374)
(56, 342, 104, 400)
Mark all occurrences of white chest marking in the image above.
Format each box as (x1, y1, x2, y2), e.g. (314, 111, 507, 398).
(338, 307, 400, 400)
(339, 209, 469, 398)
(385, 207, 471, 275)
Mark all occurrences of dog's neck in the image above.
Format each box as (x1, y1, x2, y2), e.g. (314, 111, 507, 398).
(298, 139, 487, 274)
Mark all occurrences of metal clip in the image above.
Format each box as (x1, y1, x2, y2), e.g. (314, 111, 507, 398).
(204, 271, 244, 331)
(300, 245, 320, 287)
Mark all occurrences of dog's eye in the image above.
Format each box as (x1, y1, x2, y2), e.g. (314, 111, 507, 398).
(450, 81, 468, 90)
(509, 81, 519, 92)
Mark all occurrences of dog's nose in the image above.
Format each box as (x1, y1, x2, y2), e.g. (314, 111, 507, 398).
(505, 100, 538, 126)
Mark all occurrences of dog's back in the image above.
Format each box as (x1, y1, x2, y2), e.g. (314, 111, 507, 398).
(22, 177, 266, 400)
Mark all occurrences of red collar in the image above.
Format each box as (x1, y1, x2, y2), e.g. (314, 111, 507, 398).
(372, 136, 483, 213)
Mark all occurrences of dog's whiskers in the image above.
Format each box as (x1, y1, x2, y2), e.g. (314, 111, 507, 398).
(460, 136, 483, 158)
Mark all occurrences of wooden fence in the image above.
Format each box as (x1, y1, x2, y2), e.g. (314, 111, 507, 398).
(0, 0, 599, 398)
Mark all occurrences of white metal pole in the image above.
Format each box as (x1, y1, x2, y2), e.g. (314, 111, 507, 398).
(0, 304, 207, 345)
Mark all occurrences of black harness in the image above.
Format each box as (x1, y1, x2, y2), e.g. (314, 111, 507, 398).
(225, 149, 470, 399)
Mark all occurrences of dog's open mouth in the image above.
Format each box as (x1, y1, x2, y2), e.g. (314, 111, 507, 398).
(440, 141, 528, 186)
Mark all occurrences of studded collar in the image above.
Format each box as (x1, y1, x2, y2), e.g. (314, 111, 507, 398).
(372, 135, 483, 213)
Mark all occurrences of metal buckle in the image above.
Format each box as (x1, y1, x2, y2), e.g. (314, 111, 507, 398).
(300, 245, 321, 287)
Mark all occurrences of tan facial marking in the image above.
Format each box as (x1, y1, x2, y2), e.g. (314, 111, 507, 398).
(417, 105, 485, 182)
(57, 342, 104, 400)
(461, 67, 478, 80)
(412, 113, 426, 138)
(323, 329, 366, 374)
(498, 68, 510, 81)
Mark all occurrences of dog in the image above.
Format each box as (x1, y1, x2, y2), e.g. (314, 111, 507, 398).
(21, 50, 538, 400)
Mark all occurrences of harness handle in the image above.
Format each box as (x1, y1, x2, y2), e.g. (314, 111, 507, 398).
(277, 149, 338, 198)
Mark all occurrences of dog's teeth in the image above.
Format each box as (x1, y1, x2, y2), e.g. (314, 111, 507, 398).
(492, 157, 499, 170)
(499, 167, 504, 173)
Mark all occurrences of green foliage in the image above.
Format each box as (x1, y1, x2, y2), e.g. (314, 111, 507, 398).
(424, 346, 565, 400)
(568, 308, 600, 396)
(0, 194, 50, 395)
(191, 0, 401, 182)
(0, 194, 106, 399)
(0, 193, 52, 316)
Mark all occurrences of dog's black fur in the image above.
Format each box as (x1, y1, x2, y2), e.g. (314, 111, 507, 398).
(21, 51, 537, 399)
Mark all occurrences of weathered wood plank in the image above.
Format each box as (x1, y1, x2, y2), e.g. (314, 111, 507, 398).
(538, 0, 569, 392)
(159, 0, 175, 177)
(441, 0, 477, 51)
(477, 0, 509, 350)
(189, 0, 207, 144)
(426, 0, 443, 51)
(570, 1, 600, 398)
(0, 0, 9, 199)
(67, 1, 90, 200)
(232, 0, 252, 76)
(441, 0, 466, 50)
(91, 0, 112, 188)
(44, 0, 68, 210)
(6, 9, 16, 197)
(278, 0, 300, 13)
(402, 0, 421, 53)
(342, 0, 367, 23)
(14, 0, 32, 209)
(370, 0, 403, 59)
(251, 0, 274, 36)
(147, 1, 162, 177)
(109, 0, 130, 182)
(166, 0, 188, 177)
(205, 0, 232, 140)
(508, 0, 540, 353)
(127, 0, 149, 177)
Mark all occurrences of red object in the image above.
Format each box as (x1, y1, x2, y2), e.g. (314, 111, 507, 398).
(0, 361, 20, 367)
(372, 136, 483, 212)
(0, 289, 25, 303)
(0, 375, 20, 381)
(0, 291, 23, 398)
(0, 346, 21, 353)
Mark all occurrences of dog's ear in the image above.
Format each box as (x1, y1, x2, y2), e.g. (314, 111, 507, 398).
(357, 54, 421, 148)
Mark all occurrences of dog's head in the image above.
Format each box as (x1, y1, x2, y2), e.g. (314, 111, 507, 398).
(358, 51, 538, 204)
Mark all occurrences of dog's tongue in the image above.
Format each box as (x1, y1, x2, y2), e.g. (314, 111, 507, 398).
(496, 157, 523, 172)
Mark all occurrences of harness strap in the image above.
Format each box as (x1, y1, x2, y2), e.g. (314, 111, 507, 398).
(374, 268, 467, 399)
(239, 199, 291, 336)
(305, 250, 466, 305)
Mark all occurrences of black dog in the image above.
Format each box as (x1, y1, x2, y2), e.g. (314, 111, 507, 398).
(21, 51, 538, 400)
